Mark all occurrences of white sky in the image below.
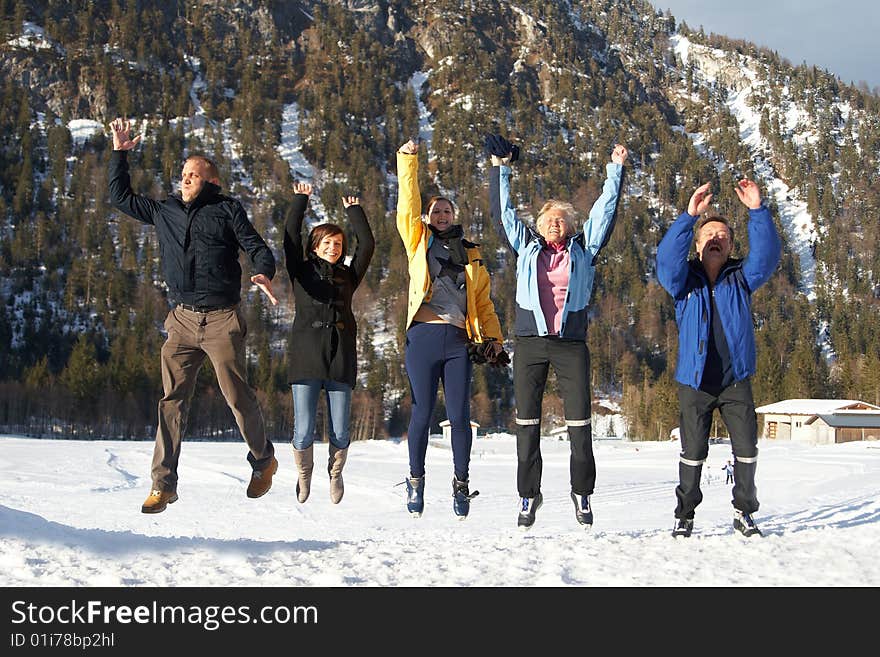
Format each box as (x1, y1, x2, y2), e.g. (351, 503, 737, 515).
(1, 434, 878, 586)
(652, 0, 880, 90)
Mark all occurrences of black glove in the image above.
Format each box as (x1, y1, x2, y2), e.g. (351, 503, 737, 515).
(486, 345, 510, 368)
(468, 340, 510, 367)
(467, 341, 487, 364)
(484, 134, 520, 162)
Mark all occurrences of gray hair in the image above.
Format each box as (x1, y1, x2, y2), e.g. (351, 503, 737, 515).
(536, 200, 578, 237)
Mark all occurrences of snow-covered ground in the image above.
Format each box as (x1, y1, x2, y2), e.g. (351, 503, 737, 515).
(1, 434, 878, 587)
(67, 119, 104, 145)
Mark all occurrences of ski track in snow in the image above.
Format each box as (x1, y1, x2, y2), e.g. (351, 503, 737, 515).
(1, 436, 878, 587)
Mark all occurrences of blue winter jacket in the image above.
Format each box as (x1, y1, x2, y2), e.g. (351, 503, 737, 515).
(656, 206, 781, 389)
(488, 162, 624, 339)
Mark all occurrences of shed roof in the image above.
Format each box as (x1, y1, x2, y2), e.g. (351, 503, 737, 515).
(810, 414, 880, 428)
(755, 399, 880, 414)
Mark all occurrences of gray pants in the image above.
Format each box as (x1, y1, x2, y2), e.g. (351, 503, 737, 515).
(151, 305, 274, 491)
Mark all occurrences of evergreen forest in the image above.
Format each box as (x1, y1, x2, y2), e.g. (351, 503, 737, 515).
(1, 0, 879, 442)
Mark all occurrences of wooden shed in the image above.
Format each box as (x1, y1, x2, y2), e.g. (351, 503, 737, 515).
(754, 399, 880, 444)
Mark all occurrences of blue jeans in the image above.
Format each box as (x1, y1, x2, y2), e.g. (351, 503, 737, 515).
(291, 380, 352, 450)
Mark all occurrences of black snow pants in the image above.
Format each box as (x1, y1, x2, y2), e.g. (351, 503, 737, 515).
(675, 379, 759, 519)
(513, 336, 595, 498)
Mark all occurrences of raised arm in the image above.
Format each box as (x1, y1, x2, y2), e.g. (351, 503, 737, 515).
(489, 165, 531, 254)
(582, 144, 627, 261)
(485, 134, 530, 252)
(343, 196, 375, 287)
(657, 183, 710, 298)
(736, 180, 781, 291)
(395, 140, 425, 258)
(107, 117, 161, 223)
(283, 182, 312, 282)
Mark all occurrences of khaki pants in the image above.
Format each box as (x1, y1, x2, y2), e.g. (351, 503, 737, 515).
(151, 305, 274, 491)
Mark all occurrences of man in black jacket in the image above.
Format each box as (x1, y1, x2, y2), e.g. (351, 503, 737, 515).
(108, 117, 279, 514)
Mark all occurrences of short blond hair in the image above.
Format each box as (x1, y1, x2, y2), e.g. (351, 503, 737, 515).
(185, 154, 220, 182)
(536, 200, 578, 237)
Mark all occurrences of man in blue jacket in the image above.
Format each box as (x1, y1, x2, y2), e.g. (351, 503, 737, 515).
(657, 180, 781, 538)
(108, 118, 279, 514)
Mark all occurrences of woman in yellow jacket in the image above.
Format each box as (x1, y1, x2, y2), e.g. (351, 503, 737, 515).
(396, 139, 505, 519)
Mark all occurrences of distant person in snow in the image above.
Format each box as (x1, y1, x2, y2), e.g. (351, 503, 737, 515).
(395, 139, 507, 519)
(702, 464, 713, 486)
(283, 183, 374, 505)
(722, 460, 735, 484)
(486, 134, 628, 530)
(657, 180, 781, 538)
(107, 117, 279, 514)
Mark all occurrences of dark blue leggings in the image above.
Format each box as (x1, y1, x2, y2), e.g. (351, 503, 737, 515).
(404, 322, 473, 480)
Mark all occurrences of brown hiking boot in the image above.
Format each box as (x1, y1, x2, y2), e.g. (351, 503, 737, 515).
(141, 489, 178, 514)
(247, 456, 278, 498)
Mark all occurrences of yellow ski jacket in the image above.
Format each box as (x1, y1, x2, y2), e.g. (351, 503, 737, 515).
(395, 151, 503, 343)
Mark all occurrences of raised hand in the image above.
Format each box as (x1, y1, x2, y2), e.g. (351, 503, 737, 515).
(293, 182, 313, 196)
(733, 179, 762, 210)
(485, 134, 518, 165)
(342, 196, 360, 208)
(398, 139, 418, 155)
(611, 144, 628, 165)
(109, 117, 142, 151)
(688, 183, 713, 217)
(250, 273, 278, 306)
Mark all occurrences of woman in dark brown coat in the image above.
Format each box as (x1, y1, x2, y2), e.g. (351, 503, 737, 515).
(283, 182, 374, 504)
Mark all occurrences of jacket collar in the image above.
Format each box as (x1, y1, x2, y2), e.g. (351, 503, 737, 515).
(307, 251, 344, 276)
(531, 226, 576, 251)
(175, 181, 222, 209)
(689, 256, 743, 282)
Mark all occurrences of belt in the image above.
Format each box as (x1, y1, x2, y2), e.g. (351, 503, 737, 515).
(311, 320, 345, 330)
(178, 303, 237, 313)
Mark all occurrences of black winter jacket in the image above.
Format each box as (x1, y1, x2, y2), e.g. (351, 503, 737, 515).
(108, 150, 275, 308)
(284, 194, 374, 387)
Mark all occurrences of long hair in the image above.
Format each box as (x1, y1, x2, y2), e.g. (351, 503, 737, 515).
(308, 223, 347, 256)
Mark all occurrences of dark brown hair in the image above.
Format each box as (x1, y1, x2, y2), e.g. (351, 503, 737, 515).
(308, 223, 347, 255)
(426, 195, 457, 219)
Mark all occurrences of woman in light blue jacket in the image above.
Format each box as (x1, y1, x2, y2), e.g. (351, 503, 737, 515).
(487, 136, 627, 529)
